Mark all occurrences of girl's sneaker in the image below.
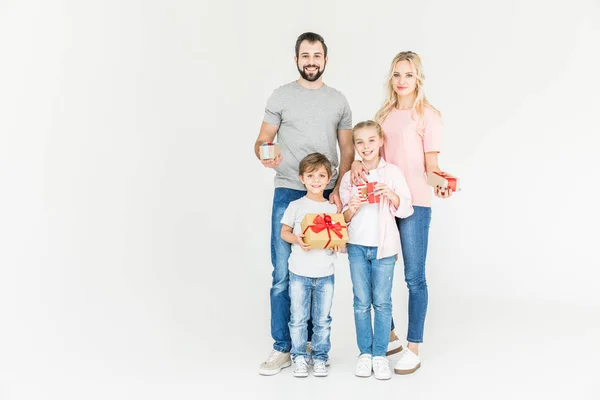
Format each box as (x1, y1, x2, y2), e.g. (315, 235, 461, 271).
(293, 356, 309, 378)
(372, 356, 392, 380)
(355, 354, 372, 377)
(313, 360, 328, 377)
(393, 348, 421, 375)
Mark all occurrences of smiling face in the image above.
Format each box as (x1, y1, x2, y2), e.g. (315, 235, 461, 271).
(295, 40, 327, 82)
(391, 59, 417, 99)
(353, 126, 383, 162)
(299, 165, 331, 195)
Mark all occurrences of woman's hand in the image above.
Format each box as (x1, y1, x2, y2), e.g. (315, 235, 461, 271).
(434, 185, 453, 199)
(351, 160, 369, 185)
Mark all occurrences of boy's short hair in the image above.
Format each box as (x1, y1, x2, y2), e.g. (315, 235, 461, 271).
(298, 153, 332, 178)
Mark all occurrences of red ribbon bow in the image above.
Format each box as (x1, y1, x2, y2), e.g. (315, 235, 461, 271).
(303, 214, 346, 248)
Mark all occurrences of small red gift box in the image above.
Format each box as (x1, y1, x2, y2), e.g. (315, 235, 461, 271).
(427, 171, 460, 192)
(300, 213, 348, 249)
(260, 142, 281, 160)
(357, 182, 381, 204)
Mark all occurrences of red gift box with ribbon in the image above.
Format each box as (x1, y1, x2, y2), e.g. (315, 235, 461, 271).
(357, 182, 381, 204)
(427, 171, 460, 192)
(300, 213, 348, 249)
(259, 142, 281, 160)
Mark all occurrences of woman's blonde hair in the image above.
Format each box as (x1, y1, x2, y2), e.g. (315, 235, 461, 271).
(374, 51, 440, 136)
(351, 120, 383, 143)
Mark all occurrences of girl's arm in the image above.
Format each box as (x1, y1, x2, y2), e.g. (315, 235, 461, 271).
(343, 196, 362, 223)
(388, 168, 413, 219)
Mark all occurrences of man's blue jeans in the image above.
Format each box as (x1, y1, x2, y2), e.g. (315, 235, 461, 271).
(270, 187, 333, 352)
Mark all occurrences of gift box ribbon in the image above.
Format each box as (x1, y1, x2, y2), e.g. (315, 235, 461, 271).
(302, 214, 346, 248)
(433, 171, 458, 191)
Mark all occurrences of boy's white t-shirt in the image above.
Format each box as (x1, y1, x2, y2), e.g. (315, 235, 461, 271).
(348, 169, 380, 247)
(281, 196, 338, 278)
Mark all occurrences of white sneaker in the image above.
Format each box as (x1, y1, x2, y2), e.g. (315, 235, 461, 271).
(355, 354, 372, 378)
(386, 339, 403, 356)
(307, 342, 330, 366)
(313, 360, 328, 377)
(259, 349, 291, 376)
(372, 356, 392, 380)
(394, 348, 421, 375)
(293, 356, 309, 378)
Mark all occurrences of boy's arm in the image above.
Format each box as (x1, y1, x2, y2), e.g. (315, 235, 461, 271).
(281, 224, 310, 251)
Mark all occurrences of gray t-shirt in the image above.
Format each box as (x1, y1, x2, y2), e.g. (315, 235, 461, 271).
(263, 81, 352, 190)
(281, 197, 338, 278)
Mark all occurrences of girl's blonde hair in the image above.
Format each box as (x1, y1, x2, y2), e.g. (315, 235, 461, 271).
(351, 120, 383, 143)
(374, 51, 441, 136)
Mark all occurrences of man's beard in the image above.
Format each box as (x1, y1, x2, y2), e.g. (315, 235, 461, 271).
(297, 63, 326, 82)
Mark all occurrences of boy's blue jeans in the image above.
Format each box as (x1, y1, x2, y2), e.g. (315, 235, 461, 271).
(270, 187, 333, 353)
(347, 244, 396, 357)
(288, 272, 334, 362)
(391, 206, 432, 343)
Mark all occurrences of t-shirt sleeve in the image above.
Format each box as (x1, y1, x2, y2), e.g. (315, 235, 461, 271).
(263, 90, 282, 126)
(338, 96, 353, 130)
(280, 202, 296, 228)
(423, 110, 442, 153)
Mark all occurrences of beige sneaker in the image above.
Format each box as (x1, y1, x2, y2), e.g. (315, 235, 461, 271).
(259, 349, 291, 376)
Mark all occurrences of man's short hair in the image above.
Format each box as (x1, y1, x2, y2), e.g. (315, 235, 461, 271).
(295, 32, 328, 58)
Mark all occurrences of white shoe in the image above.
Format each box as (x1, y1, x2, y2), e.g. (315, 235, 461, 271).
(394, 348, 421, 375)
(372, 356, 392, 380)
(259, 349, 291, 376)
(386, 338, 403, 356)
(355, 354, 372, 378)
(293, 356, 309, 378)
(307, 342, 330, 366)
(313, 360, 328, 377)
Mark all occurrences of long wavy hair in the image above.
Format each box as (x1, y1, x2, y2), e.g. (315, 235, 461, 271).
(374, 51, 440, 136)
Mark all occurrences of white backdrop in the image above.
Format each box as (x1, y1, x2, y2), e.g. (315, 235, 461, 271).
(1, 1, 599, 399)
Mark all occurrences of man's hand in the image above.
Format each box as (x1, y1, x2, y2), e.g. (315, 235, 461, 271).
(261, 155, 282, 169)
(329, 190, 342, 213)
(351, 160, 369, 185)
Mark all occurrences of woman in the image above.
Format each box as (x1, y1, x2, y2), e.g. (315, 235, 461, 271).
(351, 51, 452, 375)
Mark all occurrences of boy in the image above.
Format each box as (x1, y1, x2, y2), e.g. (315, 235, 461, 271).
(280, 153, 342, 377)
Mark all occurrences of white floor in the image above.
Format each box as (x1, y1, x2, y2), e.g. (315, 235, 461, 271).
(3, 255, 599, 400)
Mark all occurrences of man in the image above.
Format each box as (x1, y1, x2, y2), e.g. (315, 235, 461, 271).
(254, 32, 354, 376)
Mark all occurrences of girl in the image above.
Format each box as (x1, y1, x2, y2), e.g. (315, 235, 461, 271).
(351, 51, 453, 375)
(340, 120, 413, 380)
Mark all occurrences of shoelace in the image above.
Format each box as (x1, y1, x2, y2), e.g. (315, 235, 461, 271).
(295, 357, 308, 370)
(358, 356, 371, 369)
(266, 350, 280, 362)
(398, 349, 413, 361)
(373, 358, 390, 370)
(313, 361, 326, 372)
